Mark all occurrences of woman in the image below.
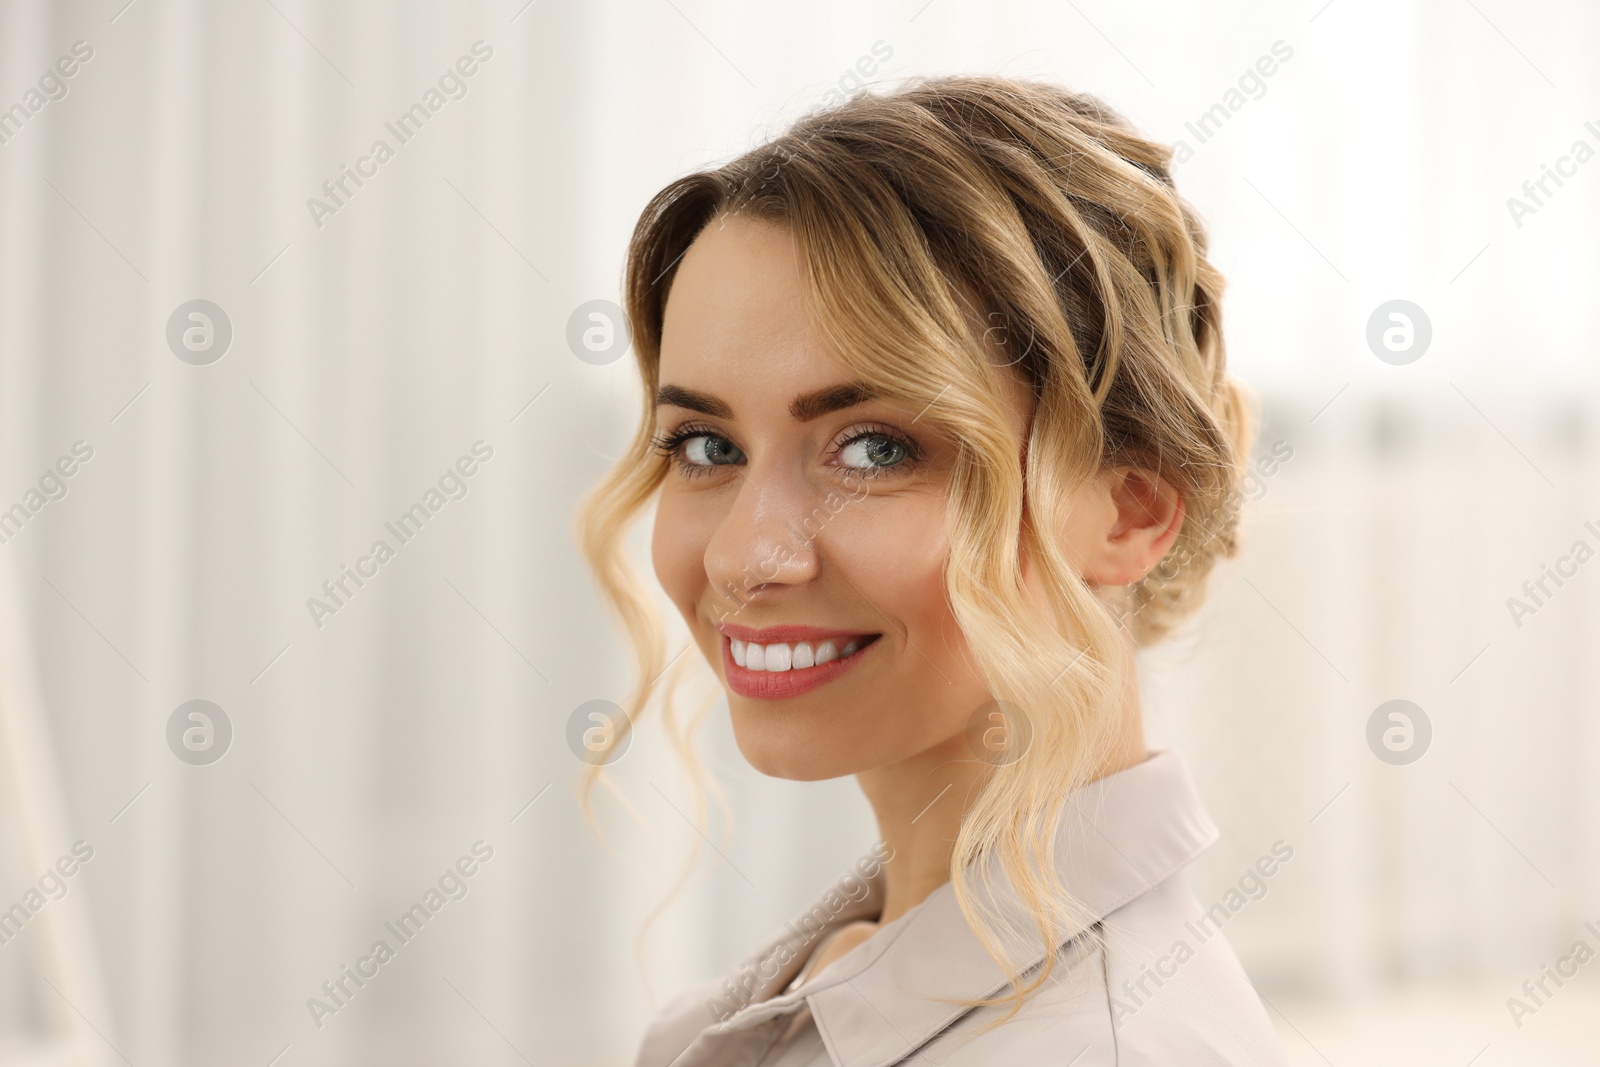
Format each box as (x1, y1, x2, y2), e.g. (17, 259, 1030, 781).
(578, 75, 1289, 1065)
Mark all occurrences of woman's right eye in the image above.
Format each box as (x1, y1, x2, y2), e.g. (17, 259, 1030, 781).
(679, 433, 743, 467)
(653, 426, 746, 473)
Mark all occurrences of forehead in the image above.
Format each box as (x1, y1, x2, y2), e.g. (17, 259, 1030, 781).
(658, 214, 854, 403)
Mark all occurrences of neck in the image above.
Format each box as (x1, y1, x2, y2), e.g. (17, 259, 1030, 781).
(855, 656, 1148, 928)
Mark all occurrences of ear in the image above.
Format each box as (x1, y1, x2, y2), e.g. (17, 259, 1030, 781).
(1069, 467, 1185, 588)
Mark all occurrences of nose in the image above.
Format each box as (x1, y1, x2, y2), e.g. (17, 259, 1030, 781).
(703, 466, 822, 612)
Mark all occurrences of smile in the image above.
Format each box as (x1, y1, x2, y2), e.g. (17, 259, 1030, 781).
(716, 624, 882, 700)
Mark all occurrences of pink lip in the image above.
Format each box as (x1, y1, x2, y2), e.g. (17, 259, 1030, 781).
(717, 621, 880, 645)
(721, 633, 881, 700)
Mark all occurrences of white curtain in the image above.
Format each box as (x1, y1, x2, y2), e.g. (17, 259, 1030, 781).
(1, 2, 1595, 1065)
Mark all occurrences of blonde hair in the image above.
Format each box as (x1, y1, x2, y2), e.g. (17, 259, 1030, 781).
(575, 75, 1254, 1016)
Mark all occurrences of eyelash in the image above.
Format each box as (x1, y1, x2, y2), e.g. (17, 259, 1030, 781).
(650, 421, 922, 480)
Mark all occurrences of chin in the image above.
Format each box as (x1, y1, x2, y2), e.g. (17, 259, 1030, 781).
(726, 703, 875, 781)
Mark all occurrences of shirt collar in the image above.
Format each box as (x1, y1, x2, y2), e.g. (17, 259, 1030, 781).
(677, 749, 1218, 1067)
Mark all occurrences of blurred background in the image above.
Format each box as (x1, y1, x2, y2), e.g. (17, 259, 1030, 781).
(0, 0, 1596, 1064)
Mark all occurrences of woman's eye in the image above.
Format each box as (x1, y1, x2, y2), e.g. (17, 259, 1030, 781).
(837, 433, 910, 471)
(680, 434, 743, 467)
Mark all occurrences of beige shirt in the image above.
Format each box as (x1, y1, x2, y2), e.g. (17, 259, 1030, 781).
(633, 749, 1290, 1066)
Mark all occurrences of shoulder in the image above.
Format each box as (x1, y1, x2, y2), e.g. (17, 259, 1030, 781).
(1096, 873, 1289, 1066)
(932, 874, 1288, 1067)
(631, 846, 891, 1066)
(632, 972, 726, 1067)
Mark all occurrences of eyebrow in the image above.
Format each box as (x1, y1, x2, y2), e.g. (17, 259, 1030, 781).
(654, 381, 878, 422)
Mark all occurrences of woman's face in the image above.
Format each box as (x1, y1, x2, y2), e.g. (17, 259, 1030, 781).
(650, 214, 1017, 781)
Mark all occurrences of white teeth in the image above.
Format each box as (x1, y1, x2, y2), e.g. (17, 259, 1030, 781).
(730, 636, 876, 672)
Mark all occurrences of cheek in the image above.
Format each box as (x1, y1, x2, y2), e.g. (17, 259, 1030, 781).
(831, 497, 959, 648)
(650, 491, 713, 617)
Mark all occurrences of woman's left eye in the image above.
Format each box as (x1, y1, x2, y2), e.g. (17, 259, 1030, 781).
(836, 432, 914, 472)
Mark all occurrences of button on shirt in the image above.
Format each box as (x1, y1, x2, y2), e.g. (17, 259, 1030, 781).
(633, 750, 1290, 1066)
